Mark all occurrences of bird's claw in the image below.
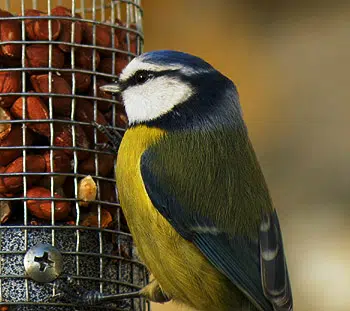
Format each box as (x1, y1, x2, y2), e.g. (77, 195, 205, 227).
(92, 121, 124, 150)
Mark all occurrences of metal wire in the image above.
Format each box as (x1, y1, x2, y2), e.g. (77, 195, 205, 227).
(0, 0, 146, 310)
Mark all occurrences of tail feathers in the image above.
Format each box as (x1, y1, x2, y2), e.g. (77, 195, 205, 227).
(259, 210, 293, 311)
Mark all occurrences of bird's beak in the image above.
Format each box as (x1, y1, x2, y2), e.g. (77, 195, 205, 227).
(100, 83, 122, 94)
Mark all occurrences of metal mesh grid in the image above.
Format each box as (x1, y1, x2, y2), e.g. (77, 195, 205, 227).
(0, 0, 149, 310)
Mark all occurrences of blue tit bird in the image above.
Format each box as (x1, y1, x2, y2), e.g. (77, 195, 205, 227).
(98, 50, 293, 311)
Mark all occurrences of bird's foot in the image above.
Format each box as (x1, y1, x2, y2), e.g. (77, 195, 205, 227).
(92, 121, 124, 151)
(140, 279, 171, 303)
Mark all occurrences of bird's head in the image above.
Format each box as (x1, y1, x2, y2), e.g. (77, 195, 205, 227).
(100, 50, 242, 130)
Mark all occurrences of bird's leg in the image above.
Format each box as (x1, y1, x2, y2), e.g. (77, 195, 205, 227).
(140, 279, 171, 303)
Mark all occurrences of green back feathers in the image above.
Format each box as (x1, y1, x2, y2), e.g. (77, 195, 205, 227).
(146, 124, 273, 238)
(140, 123, 275, 310)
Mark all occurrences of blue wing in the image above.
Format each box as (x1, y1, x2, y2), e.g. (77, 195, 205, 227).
(141, 150, 273, 311)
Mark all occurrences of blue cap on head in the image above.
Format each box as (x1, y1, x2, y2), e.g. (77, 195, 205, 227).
(140, 50, 214, 72)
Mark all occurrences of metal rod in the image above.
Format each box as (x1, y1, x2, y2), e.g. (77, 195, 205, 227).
(20, 0, 29, 303)
(0, 0, 147, 309)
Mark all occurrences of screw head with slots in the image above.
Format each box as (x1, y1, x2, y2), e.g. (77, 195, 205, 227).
(24, 243, 63, 283)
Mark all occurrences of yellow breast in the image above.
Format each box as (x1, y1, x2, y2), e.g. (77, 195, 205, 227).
(116, 125, 242, 311)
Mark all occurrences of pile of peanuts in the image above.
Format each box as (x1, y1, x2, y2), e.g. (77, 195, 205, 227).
(0, 6, 137, 229)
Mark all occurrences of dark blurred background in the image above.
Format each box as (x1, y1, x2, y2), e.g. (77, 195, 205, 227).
(142, 1, 350, 311)
(2, 0, 349, 310)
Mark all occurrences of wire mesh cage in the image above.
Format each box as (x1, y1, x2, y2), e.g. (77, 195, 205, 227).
(0, 0, 148, 310)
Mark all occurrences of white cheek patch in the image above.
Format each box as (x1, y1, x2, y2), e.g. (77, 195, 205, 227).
(122, 76, 193, 124)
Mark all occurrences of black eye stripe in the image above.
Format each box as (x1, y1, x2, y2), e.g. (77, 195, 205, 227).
(122, 69, 179, 90)
(134, 70, 154, 84)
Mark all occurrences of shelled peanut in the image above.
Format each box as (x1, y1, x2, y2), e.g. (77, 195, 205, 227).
(0, 6, 137, 228)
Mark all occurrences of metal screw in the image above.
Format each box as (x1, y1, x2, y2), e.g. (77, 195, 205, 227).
(24, 243, 63, 283)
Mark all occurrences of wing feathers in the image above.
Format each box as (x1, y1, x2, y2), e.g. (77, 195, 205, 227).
(140, 143, 293, 311)
(193, 233, 272, 311)
(260, 210, 293, 311)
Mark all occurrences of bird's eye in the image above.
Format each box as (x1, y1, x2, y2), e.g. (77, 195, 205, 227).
(134, 71, 152, 84)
